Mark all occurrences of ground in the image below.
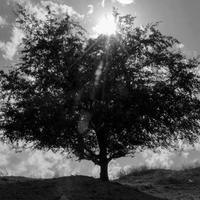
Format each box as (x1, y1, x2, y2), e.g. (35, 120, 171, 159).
(118, 167, 200, 200)
(0, 175, 164, 200)
(1, 167, 200, 200)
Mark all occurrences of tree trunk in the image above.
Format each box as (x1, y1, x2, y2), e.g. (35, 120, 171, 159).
(100, 161, 109, 182)
(96, 128, 109, 181)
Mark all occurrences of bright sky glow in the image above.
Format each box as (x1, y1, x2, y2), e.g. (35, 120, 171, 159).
(93, 14, 117, 36)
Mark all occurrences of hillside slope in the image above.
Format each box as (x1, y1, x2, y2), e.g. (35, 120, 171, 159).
(0, 175, 165, 200)
(118, 167, 200, 200)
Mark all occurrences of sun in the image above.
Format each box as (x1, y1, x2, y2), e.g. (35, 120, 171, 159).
(93, 14, 117, 36)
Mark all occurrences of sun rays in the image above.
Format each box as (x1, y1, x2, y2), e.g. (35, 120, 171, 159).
(93, 14, 117, 36)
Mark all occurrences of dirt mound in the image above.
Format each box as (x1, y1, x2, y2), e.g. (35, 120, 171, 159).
(0, 175, 166, 200)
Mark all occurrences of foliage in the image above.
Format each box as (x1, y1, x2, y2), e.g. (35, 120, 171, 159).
(0, 5, 200, 181)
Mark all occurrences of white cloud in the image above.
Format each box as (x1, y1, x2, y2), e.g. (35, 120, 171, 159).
(0, 26, 24, 60)
(101, 0, 106, 7)
(41, 1, 84, 19)
(192, 159, 200, 168)
(177, 43, 184, 49)
(174, 43, 184, 51)
(0, 142, 76, 178)
(0, 144, 9, 166)
(20, 150, 73, 178)
(0, 16, 7, 27)
(108, 161, 135, 179)
(91, 160, 132, 180)
(142, 148, 175, 169)
(181, 151, 189, 159)
(113, 0, 135, 5)
(100, 0, 134, 7)
(11, 0, 84, 21)
(91, 165, 100, 178)
(108, 160, 122, 179)
(1, 139, 200, 178)
(87, 4, 94, 15)
(19, 0, 84, 21)
(0, 0, 84, 61)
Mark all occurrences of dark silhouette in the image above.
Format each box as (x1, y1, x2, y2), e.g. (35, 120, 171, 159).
(0, 176, 165, 200)
(0, 5, 200, 181)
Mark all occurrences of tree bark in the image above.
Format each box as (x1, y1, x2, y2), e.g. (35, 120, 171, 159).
(96, 128, 109, 181)
(100, 161, 109, 182)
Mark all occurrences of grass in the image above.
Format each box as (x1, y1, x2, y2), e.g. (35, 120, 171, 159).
(118, 165, 164, 179)
(1, 164, 200, 200)
(118, 162, 200, 179)
(0, 175, 166, 200)
(117, 165, 200, 200)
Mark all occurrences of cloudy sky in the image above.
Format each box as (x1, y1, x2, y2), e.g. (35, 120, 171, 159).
(0, 0, 200, 179)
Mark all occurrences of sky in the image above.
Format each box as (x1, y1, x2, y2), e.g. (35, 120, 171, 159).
(0, 0, 200, 179)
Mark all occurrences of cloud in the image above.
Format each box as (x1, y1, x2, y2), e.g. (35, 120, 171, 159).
(20, 151, 73, 178)
(181, 151, 189, 159)
(0, 0, 84, 61)
(0, 26, 24, 60)
(100, 0, 134, 7)
(101, 0, 106, 7)
(91, 160, 132, 180)
(11, 0, 84, 21)
(176, 43, 184, 49)
(142, 148, 175, 169)
(0, 142, 78, 178)
(1, 139, 200, 178)
(91, 165, 100, 178)
(11, 0, 47, 20)
(87, 4, 94, 15)
(40, 1, 84, 19)
(0, 16, 7, 27)
(113, 0, 135, 5)
(108, 160, 122, 179)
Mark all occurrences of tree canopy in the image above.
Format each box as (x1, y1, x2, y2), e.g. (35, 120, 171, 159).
(0, 5, 200, 181)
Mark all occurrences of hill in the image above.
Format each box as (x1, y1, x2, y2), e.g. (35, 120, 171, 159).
(0, 175, 165, 200)
(118, 167, 200, 200)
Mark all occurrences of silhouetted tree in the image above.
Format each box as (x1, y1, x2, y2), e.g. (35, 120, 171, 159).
(1, 5, 200, 181)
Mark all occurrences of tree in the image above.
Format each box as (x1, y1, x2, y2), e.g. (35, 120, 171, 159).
(1, 5, 200, 181)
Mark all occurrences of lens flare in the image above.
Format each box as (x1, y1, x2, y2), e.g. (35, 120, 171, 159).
(95, 61, 103, 86)
(93, 14, 117, 36)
